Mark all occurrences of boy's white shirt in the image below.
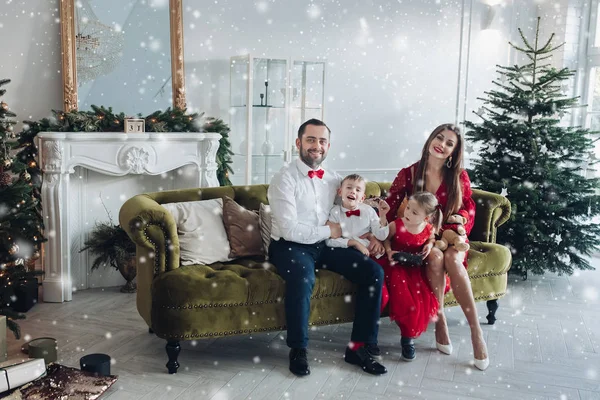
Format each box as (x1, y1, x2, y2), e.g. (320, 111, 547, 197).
(326, 203, 389, 248)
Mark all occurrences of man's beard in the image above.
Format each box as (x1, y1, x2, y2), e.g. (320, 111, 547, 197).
(299, 145, 327, 169)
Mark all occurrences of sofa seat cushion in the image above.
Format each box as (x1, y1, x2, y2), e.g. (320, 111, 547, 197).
(150, 258, 359, 340)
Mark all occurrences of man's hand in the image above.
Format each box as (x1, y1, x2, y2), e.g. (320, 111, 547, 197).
(326, 221, 342, 239)
(419, 242, 434, 259)
(368, 237, 385, 257)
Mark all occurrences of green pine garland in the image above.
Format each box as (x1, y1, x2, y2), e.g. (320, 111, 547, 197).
(465, 18, 600, 277)
(16, 105, 234, 186)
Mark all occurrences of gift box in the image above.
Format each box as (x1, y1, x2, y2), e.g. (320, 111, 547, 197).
(12, 278, 39, 313)
(0, 358, 46, 393)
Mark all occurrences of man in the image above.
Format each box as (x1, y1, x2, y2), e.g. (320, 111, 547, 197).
(268, 118, 387, 377)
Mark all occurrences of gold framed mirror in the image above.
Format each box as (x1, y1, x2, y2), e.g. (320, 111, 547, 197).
(59, 0, 186, 112)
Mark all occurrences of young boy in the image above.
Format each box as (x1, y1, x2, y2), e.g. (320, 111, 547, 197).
(326, 174, 390, 257)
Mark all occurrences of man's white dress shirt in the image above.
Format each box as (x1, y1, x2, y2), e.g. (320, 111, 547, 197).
(326, 203, 389, 248)
(268, 159, 342, 244)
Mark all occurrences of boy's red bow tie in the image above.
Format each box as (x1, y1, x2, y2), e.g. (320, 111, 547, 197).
(345, 209, 361, 217)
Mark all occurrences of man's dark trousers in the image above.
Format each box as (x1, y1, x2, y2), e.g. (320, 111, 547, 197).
(269, 238, 384, 349)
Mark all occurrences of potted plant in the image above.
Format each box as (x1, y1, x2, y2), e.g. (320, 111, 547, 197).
(80, 206, 137, 293)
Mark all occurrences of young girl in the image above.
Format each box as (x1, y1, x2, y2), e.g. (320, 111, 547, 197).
(378, 191, 442, 361)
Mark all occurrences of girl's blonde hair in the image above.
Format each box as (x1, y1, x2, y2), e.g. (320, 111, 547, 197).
(410, 192, 443, 234)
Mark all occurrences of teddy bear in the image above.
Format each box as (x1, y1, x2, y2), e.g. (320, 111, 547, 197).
(434, 214, 470, 252)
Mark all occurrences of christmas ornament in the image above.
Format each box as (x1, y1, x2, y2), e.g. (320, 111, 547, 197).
(500, 187, 508, 197)
(9, 244, 19, 255)
(3, 158, 11, 168)
(23, 172, 31, 181)
(0, 171, 10, 187)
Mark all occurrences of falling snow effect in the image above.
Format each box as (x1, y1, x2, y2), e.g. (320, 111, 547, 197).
(2, 1, 600, 399)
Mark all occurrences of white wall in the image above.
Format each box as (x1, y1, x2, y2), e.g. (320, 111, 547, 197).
(181, 0, 542, 183)
(0, 0, 62, 122)
(2, 0, 559, 289)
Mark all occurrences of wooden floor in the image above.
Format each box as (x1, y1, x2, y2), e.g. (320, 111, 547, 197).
(7, 258, 600, 400)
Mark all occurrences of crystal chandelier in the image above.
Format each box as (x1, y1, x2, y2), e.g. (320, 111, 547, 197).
(75, 0, 124, 86)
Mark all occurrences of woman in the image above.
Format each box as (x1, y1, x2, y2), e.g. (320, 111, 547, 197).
(385, 123, 489, 371)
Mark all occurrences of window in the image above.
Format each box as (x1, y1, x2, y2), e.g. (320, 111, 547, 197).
(584, 1, 600, 166)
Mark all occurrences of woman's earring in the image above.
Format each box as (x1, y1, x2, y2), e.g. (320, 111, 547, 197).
(446, 156, 452, 168)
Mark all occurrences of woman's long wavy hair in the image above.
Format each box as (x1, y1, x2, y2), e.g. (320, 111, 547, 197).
(414, 123, 464, 220)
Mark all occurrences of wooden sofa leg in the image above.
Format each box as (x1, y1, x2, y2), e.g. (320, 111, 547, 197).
(486, 300, 499, 325)
(166, 341, 181, 374)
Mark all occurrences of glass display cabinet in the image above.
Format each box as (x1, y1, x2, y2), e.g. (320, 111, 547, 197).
(229, 55, 326, 185)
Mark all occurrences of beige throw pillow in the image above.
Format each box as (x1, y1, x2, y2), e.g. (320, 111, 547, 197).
(162, 198, 232, 265)
(222, 196, 263, 258)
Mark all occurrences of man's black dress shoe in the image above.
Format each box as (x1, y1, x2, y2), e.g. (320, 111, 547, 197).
(289, 348, 310, 376)
(344, 347, 387, 375)
(365, 343, 382, 360)
(401, 337, 416, 361)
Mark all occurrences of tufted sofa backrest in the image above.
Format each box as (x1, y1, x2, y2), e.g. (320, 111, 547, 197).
(144, 182, 387, 212)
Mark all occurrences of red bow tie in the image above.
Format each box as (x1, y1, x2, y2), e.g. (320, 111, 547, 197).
(308, 169, 325, 179)
(345, 209, 361, 217)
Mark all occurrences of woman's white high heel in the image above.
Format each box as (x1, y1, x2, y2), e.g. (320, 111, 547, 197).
(474, 357, 489, 371)
(435, 341, 453, 355)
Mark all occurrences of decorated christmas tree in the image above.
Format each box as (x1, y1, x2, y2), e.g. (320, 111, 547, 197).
(0, 79, 45, 338)
(465, 18, 600, 277)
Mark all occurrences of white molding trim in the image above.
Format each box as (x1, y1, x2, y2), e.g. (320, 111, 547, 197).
(37, 132, 221, 302)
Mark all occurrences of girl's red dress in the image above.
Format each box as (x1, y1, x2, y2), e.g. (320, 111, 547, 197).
(377, 219, 439, 338)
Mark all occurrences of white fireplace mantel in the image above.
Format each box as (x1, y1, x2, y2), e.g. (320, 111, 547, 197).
(37, 132, 221, 302)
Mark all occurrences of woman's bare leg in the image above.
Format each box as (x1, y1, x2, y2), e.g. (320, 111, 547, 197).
(425, 248, 449, 346)
(444, 248, 487, 361)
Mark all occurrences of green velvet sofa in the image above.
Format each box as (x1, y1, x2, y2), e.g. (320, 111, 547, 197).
(119, 182, 512, 374)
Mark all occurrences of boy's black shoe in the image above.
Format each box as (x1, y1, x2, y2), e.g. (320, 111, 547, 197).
(344, 346, 387, 375)
(365, 343, 382, 360)
(289, 348, 310, 376)
(401, 337, 416, 361)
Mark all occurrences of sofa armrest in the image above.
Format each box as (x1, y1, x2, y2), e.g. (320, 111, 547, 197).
(470, 189, 511, 243)
(119, 194, 180, 275)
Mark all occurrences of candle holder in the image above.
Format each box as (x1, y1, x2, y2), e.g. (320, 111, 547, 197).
(264, 80, 269, 106)
(260, 93, 264, 106)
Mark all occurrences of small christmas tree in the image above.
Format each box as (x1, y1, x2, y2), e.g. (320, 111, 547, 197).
(0, 79, 44, 338)
(465, 18, 600, 277)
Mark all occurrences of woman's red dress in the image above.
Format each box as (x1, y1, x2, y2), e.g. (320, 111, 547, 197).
(377, 219, 438, 338)
(385, 161, 476, 272)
